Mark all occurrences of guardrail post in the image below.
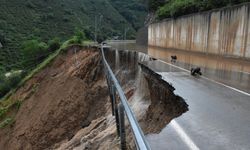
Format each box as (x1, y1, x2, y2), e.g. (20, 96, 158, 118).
(118, 103, 126, 150)
(115, 104, 120, 137)
(110, 85, 116, 116)
(100, 46, 151, 150)
(105, 73, 115, 116)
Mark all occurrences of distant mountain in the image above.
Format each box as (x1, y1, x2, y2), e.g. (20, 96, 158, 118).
(109, 0, 147, 30)
(0, 0, 147, 72)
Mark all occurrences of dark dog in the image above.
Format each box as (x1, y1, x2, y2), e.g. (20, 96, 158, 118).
(171, 55, 177, 62)
(191, 67, 202, 76)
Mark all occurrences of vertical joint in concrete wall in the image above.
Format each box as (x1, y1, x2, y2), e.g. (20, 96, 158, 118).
(206, 12, 212, 55)
(149, 3, 250, 59)
(243, 5, 250, 57)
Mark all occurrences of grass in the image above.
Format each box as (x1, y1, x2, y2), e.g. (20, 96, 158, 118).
(0, 107, 7, 118)
(0, 118, 14, 128)
(0, 99, 22, 128)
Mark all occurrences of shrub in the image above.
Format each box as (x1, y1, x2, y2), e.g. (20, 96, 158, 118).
(76, 30, 86, 41)
(68, 30, 86, 44)
(157, 0, 197, 19)
(149, 0, 166, 11)
(0, 74, 11, 98)
(26, 1, 36, 9)
(0, 107, 7, 118)
(0, 118, 14, 128)
(12, 100, 22, 110)
(156, 0, 250, 19)
(0, 33, 5, 45)
(22, 40, 48, 57)
(21, 40, 49, 67)
(48, 38, 61, 52)
(0, 71, 25, 98)
(42, 13, 55, 20)
(62, 16, 70, 22)
(64, 9, 73, 15)
(68, 36, 80, 44)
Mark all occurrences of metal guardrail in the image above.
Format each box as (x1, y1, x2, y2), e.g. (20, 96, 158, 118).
(100, 45, 151, 150)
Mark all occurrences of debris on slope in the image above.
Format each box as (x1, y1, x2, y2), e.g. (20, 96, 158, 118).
(0, 47, 111, 150)
(0, 47, 188, 150)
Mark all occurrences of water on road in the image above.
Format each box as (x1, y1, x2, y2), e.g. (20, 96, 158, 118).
(110, 41, 250, 93)
(109, 41, 250, 150)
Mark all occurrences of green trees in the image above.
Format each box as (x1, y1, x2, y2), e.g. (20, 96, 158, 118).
(0, 37, 61, 99)
(157, 0, 197, 19)
(1, 0, 147, 73)
(148, 0, 166, 11)
(155, 0, 250, 19)
(21, 40, 49, 67)
(68, 30, 86, 44)
(0, 34, 5, 45)
(48, 38, 61, 52)
(21, 38, 61, 69)
(0, 71, 25, 98)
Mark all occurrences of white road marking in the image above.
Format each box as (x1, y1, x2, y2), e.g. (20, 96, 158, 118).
(201, 76, 250, 96)
(157, 60, 250, 96)
(239, 71, 250, 75)
(171, 120, 200, 150)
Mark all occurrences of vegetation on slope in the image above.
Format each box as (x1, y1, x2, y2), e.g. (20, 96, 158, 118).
(109, 0, 147, 30)
(0, 39, 82, 128)
(0, 0, 147, 99)
(0, 0, 147, 73)
(0, 30, 88, 100)
(149, 0, 250, 19)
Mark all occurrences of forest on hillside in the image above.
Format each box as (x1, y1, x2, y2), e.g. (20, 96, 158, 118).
(0, 0, 147, 98)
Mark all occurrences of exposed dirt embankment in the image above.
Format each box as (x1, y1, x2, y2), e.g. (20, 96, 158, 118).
(139, 63, 189, 134)
(0, 47, 111, 150)
(0, 47, 189, 150)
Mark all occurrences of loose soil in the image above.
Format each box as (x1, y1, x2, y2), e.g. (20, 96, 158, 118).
(0, 47, 188, 150)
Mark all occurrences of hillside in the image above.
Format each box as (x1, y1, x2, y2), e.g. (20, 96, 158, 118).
(0, 46, 188, 149)
(0, 0, 147, 73)
(109, 0, 147, 30)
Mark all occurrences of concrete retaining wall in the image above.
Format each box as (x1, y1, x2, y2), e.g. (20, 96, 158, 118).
(148, 3, 250, 59)
(136, 27, 148, 45)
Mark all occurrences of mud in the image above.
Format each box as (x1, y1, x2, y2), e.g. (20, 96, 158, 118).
(0, 47, 111, 150)
(0, 47, 188, 150)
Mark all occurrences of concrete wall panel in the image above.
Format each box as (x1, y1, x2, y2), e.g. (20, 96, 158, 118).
(148, 3, 250, 59)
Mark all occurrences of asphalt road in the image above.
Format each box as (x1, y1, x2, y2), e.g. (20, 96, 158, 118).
(144, 60, 250, 150)
(110, 42, 250, 93)
(109, 41, 250, 149)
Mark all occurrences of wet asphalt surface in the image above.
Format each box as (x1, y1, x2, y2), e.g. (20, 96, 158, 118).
(109, 41, 250, 150)
(144, 60, 250, 150)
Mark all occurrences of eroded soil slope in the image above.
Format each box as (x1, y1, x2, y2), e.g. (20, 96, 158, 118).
(0, 47, 189, 150)
(0, 47, 111, 150)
